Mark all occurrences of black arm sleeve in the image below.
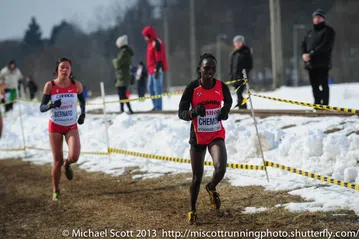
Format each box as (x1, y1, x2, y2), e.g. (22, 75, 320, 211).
(77, 92, 86, 114)
(178, 83, 195, 121)
(39, 94, 52, 112)
(221, 82, 233, 114)
(301, 32, 309, 54)
(155, 61, 163, 73)
(229, 55, 233, 80)
(246, 50, 253, 71)
(231, 52, 239, 80)
(154, 39, 163, 73)
(310, 28, 335, 57)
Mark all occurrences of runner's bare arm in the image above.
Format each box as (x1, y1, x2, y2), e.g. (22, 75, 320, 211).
(75, 81, 83, 94)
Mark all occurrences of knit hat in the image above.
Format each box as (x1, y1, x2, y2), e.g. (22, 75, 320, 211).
(233, 35, 245, 44)
(116, 35, 128, 48)
(312, 9, 326, 19)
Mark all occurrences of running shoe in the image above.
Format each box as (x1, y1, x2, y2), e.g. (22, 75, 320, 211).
(187, 211, 198, 225)
(206, 183, 221, 209)
(64, 161, 73, 181)
(52, 192, 60, 201)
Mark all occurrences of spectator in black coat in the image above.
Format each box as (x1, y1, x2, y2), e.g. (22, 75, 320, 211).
(25, 76, 38, 100)
(229, 35, 253, 109)
(301, 9, 335, 105)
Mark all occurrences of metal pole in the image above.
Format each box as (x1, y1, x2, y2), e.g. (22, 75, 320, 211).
(189, 0, 197, 81)
(163, 0, 171, 91)
(293, 24, 305, 87)
(100, 82, 111, 162)
(216, 36, 221, 80)
(243, 69, 269, 182)
(269, 0, 283, 89)
(292, 25, 297, 86)
(16, 89, 27, 157)
(216, 34, 227, 81)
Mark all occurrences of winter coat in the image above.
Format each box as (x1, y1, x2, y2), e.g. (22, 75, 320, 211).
(113, 46, 134, 87)
(26, 79, 38, 97)
(0, 67, 23, 89)
(301, 22, 335, 70)
(141, 26, 168, 74)
(229, 45, 253, 87)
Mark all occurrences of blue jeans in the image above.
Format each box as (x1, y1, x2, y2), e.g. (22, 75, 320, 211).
(147, 72, 163, 110)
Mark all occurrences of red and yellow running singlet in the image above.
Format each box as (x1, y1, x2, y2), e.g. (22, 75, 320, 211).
(191, 79, 225, 145)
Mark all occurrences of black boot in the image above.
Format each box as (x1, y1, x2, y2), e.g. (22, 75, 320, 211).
(120, 103, 125, 113)
(127, 103, 134, 114)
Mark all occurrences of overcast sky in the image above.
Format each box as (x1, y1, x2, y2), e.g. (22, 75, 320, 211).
(0, 0, 137, 41)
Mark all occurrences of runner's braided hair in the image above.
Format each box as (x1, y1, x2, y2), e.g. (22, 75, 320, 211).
(196, 53, 217, 80)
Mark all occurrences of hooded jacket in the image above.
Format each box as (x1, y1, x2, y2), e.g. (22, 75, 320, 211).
(141, 26, 168, 74)
(113, 45, 134, 87)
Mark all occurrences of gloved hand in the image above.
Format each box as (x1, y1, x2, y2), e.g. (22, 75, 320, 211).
(1, 98, 5, 104)
(190, 105, 206, 119)
(77, 113, 85, 125)
(50, 99, 62, 108)
(217, 108, 229, 121)
(154, 70, 159, 79)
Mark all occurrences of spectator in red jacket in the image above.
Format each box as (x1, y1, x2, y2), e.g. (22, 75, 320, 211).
(141, 26, 168, 111)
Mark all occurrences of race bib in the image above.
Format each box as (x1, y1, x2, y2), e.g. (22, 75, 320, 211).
(197, 108, 221, 132)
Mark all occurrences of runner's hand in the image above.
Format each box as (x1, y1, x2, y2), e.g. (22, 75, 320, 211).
(77, 113, 85, 125)
(50, 99, 62, 108)
(217, 108, 229, 121)
(190, 105, 206, 119)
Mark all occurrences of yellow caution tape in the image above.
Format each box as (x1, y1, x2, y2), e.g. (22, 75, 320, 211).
(26, 146, 108, 155)
(226, 79, 247, 86)
(252, 93, 359, 114)
(109, 147, 264, 170)
(0, 147, 26, 151)
(105, 79, 246, 104)
(10, 79, 247, 106)
(1, 146, 358, 190)
(234, 79, 248, 93)
(266, 161, 359, 191)
(241, 97, 249, 106)
(107, 90, 184, 104)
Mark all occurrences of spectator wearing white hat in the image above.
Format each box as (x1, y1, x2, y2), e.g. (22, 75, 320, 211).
(113, 35, 134, 114)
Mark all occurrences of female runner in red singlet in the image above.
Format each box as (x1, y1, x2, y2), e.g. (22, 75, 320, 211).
(178, 53, 233, 224)
(40, 57, 86, 201)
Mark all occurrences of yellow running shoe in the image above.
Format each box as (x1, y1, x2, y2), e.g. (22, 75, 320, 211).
(187, 211, 198, 225)
(206, 183, 221, 209)
(52, 192, 60, 201)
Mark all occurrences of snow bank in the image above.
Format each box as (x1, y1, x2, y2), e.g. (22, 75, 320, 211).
(1, 83, 359, 214)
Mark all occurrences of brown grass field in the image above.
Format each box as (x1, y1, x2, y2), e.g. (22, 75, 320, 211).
(1, 158, 358, 239)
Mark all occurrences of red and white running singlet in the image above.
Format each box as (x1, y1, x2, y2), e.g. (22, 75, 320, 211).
(191, 79, 225, 145)
(50, 82, 78, 127)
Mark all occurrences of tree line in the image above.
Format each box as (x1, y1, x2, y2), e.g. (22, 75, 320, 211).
(0, 0, 358, 95)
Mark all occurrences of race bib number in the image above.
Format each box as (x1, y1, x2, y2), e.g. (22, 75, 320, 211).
(197, 108, 221, 132)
